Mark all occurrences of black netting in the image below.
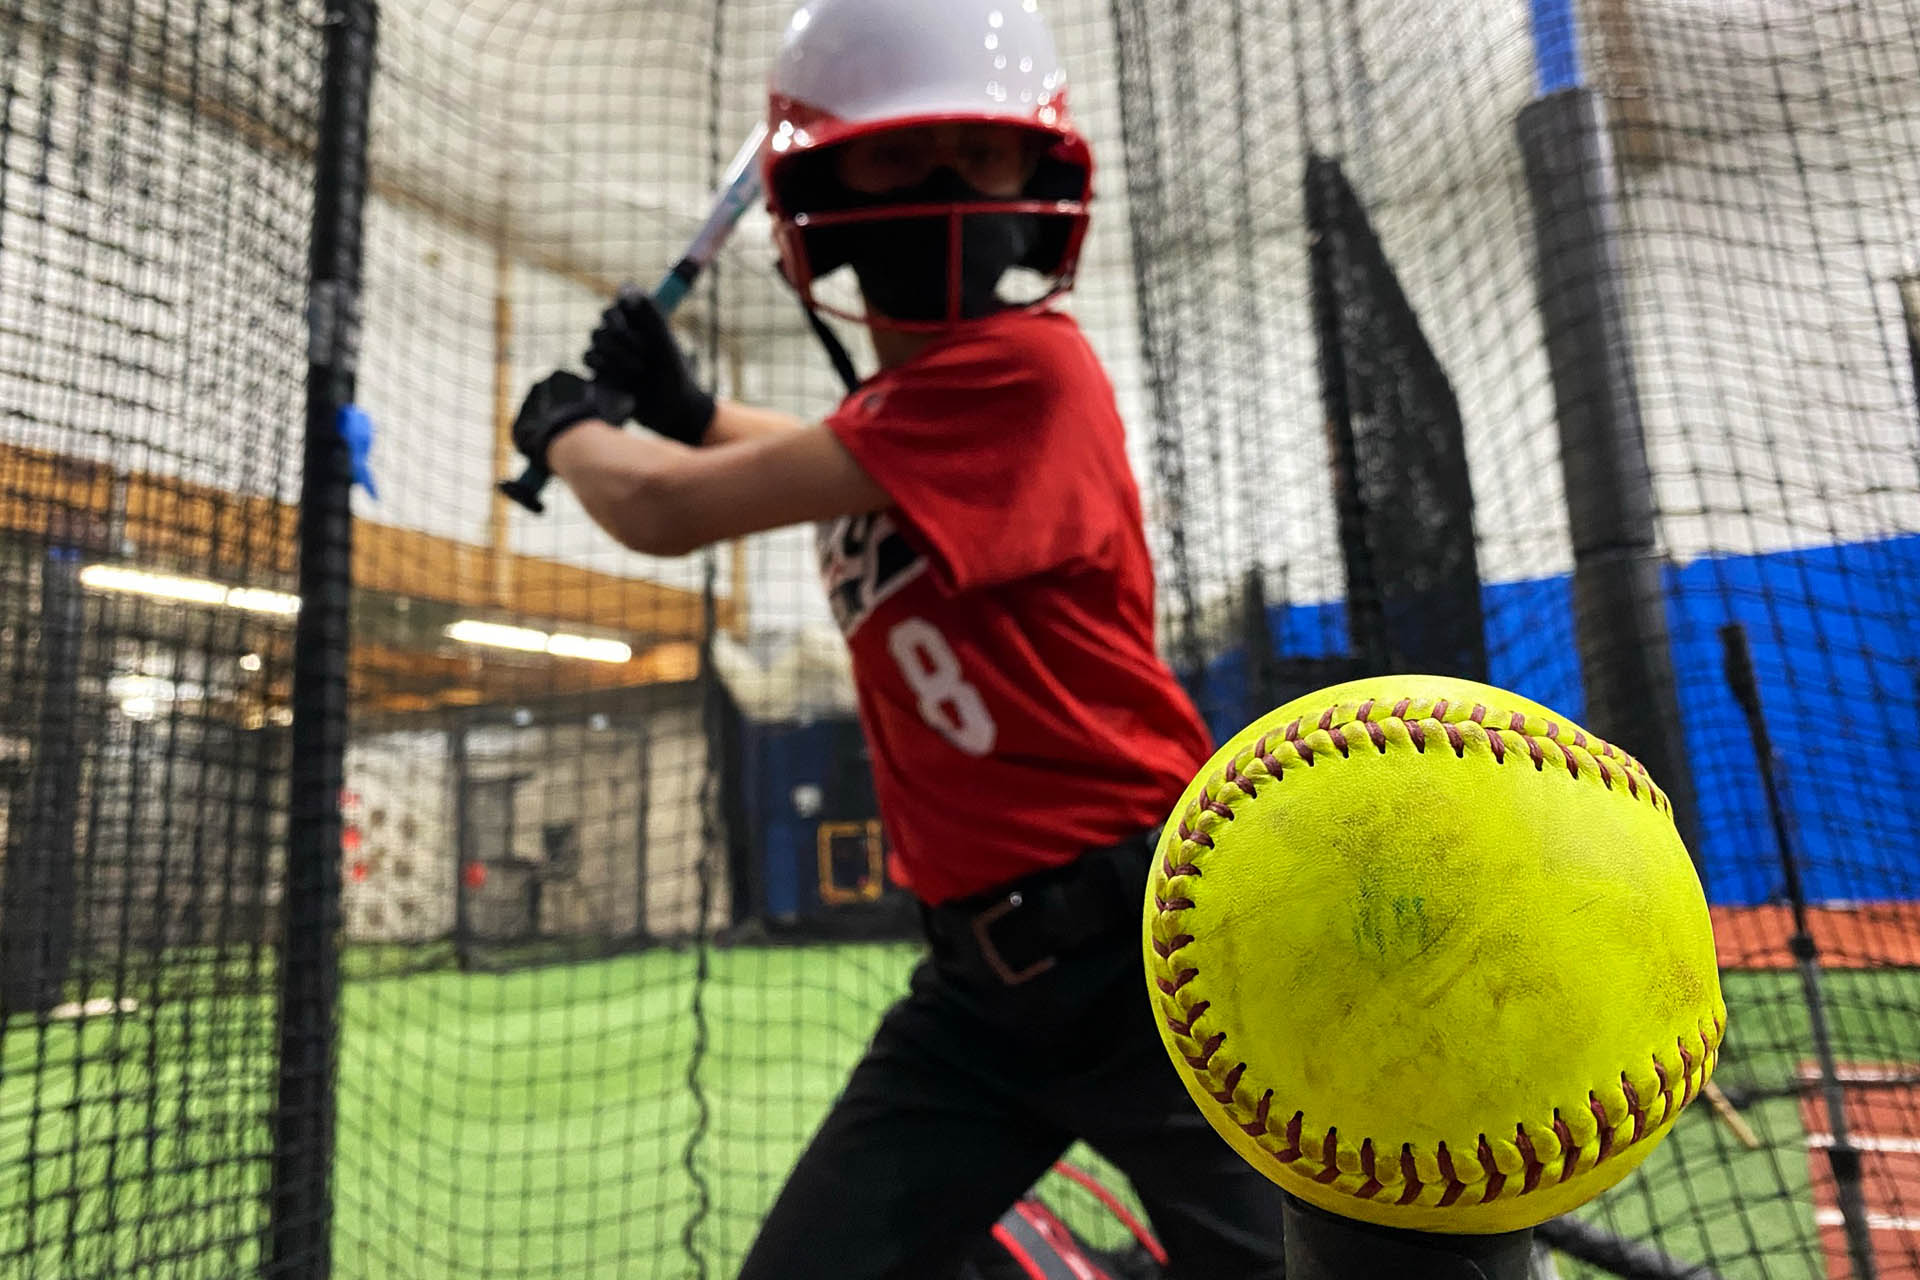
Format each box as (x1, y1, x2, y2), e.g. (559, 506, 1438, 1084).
(0, 0, 322, 1275)
(3, 1, 1917, 1278)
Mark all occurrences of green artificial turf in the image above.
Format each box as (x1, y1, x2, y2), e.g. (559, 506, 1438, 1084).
(5, 950, 1914, 1279)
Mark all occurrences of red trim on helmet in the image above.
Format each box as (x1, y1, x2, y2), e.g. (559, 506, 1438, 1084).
(764, 99, 1094, 331)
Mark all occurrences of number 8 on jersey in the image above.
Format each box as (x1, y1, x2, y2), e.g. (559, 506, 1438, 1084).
(887, 618, 997, 757)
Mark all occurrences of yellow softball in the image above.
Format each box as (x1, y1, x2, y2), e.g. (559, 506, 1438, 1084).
(1143, 675, 1724, 1234)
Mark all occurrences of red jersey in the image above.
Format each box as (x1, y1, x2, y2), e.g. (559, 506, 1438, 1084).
(820, 309, 1212, 904)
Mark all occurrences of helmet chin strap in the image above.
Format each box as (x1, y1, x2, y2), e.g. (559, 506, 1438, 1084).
(802, 303, 864, 393)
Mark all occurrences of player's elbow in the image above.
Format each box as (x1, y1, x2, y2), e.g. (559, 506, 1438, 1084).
(606, 471, 703, 558)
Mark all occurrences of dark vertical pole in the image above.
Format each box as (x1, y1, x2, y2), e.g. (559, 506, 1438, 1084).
(1899, 272, 1919, 422)
(269, 0, 376, 1274)
(0, 545, 85, 1016)
(1721, 623, 1878, 1280)
(451, 720, 474, 970)
(1515, 88, 1701, 866)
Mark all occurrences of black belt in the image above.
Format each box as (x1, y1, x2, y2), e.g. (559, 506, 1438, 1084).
(920, 831, 1158, 986)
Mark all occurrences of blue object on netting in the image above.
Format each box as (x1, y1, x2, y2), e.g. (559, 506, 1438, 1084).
(1528, 0, 1581, 95)
(338, 403, 379, 499)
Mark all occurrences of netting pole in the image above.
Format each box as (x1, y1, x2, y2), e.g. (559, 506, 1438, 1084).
(1721, 622, 1880, 1280)
(0, 543, 84, 1017)
(1513, 16, 1701, 865)
(269, 0, 377, 1274)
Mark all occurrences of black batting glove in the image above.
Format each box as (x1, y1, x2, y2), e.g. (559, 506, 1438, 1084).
(584, 287, 717, 446)
(510, 371, 635, 470)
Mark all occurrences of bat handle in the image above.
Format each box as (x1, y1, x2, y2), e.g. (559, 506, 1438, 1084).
(498, 463, 549, 515)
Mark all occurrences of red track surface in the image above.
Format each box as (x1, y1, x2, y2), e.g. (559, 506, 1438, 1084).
(1714, 903, 1920, 970)
(1798, 1064, 1920, 1280)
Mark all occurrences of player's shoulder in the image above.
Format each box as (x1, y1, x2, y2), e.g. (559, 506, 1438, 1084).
(911, 307, 1099, 383)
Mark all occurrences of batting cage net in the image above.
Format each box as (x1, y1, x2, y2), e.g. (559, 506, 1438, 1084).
(0, 0, 1915, 1278)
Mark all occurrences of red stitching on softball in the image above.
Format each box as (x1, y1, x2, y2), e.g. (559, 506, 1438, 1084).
(1515, 1125, 1544, 1195)
(1365, 719, 1388, 752)
(1432, 699, 1451, 721)
(1314, 1129, 1343, 1184)
(1677, 1039, 1696, 1104)
(1477, 1137, 1506, 1203)
(1444, 722, 1466, 756)
(1201, 794, 1235, 820)
(1392, 698, 1412, 720)
(1275, 1108, 1301, 1159)
(1185, 1032, 1226, 1070)
(1470, 704, 1488, 724)
(1152, 934, 1193, 958)
(1590, 1096, 1613, 1161)
(1242, 1093, 1274, 1141)
(1397, 1145, 1423, 1205)
(1224, 757, 1257, 796)
(1486, 728, 1507, 764)
(1163, 857, 1202, 878)
(1166, 1000, 1211, 1036)
(1212, 1061, 1246, 1104)
(1156, 893, 1195, 912)
(1176, 822, 1214, 848)
(1622, 1075, 1647, 1143)
(1356, 1139, 1384, 1199)
(1436, 1143, 1466, 1207)
(1553, 1112, 1578, 1183)
(1527, 736, 1546, 770)
(1156, 968, 1199, 996)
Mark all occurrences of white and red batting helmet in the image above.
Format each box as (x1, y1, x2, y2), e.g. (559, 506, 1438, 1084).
(764, 0, 1095, 327)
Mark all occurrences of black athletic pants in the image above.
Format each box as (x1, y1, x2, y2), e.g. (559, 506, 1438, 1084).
(735, 835, 1290, 1280)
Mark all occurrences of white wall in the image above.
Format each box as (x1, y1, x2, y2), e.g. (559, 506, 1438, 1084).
(1618, 0, 1920, 561)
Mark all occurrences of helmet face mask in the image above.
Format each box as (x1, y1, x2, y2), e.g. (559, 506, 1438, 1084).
(764, 0, 1094, 330)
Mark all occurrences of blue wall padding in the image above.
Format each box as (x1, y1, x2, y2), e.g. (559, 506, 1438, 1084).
(740, 720, 848, 920)
(1194, 533, 1920, 906)
(1528, 0, 1582, 94)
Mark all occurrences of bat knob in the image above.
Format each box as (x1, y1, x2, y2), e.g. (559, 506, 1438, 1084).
(498, 470, 547, 515)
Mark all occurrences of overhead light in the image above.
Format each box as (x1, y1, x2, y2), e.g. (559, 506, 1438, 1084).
(238, 653, 263, 673)
(79, 565, 300, 617)
(107, 675, 205, 704)
(445, 619, 632, 665)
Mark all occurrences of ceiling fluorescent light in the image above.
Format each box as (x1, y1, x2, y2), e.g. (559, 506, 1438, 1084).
(544, 633, 634, 664)
(445, 619, 632, 665)
(79, 565, 300, 617)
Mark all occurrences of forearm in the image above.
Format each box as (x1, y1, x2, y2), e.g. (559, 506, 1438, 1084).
(546, 420, 697, 556)
(703, 398, 807, 445)
(543, 416, 891, 558)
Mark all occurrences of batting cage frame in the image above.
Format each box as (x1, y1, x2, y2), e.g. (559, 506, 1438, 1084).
(1, 0, 1917, 1277)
